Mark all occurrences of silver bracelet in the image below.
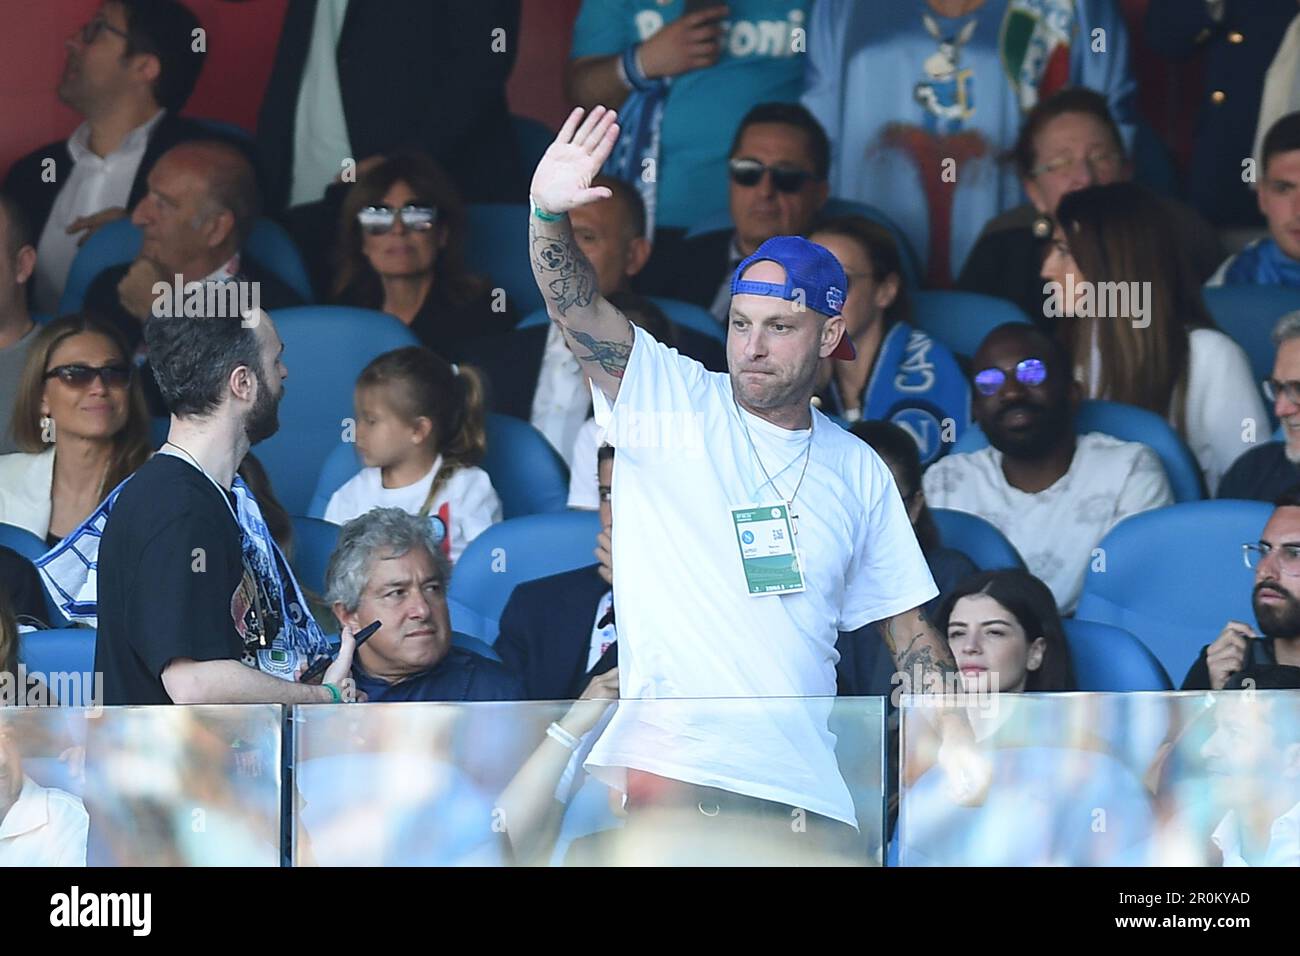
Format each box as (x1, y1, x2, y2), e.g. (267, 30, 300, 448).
(546, 721, 581, 751)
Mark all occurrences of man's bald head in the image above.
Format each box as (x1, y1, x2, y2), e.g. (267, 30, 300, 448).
(160, 140, 260, 246)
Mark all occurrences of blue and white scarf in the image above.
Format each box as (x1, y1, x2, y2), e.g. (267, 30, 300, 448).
(1224, 237, 1300, 288)
(829, 322, 971, 465)
(602, 47, 669, 238)
(36, 464, 330, 681)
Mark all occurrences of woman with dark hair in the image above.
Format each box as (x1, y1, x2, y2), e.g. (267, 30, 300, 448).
(932, 569, 1076, 693)
(1042, 181, 1265, 494)
(835, 420, 977, 698)
(333, 152, 516, 360)
(811, 216, 969, 465)
(0, 314, 150, 545)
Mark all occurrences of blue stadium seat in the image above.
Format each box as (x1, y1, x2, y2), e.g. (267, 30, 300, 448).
(307, 414, 568, 521)
(0, 522, 66, 626)
(17, 628, 97, 705)
(953, 399, 1206, 503)
(1074, 499, 1272, 684)
(1203, 284, 1300, 393)
(518, 296, 725, 344)
(683, 197, 923, 289)
(465, 203, 543, 314)
(451, 632, 501, 662)
(32, 313, 53, 324)
(482, 414, 571, 519)
(1061, 618, 1172, 692)
(288, 515, 341, 598)
(308, 442, 363, 519)
(511, 114, 555, 173)
(930, 509, 1024, 570)
(909, 290, 1031, 358)
(449, 510, 602, 643)
(255, 306, 420, 514)
(57, 217, 314, 314)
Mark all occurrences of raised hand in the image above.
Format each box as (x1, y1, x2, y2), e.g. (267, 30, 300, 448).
(530, 106, 620, 216)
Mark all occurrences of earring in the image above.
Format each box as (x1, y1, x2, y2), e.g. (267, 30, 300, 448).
(39, 415, 55, 443)
(1031, 214, 1054, 240)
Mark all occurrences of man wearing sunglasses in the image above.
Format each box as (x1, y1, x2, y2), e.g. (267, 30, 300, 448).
(923, 323, 1172, 613)
(1181, 488, 1300, 690)
(1221, 312, 1300, 502)
(1, 1, 221, 315)
(640, 102, 829, 323)
(527, 107, 983, 854)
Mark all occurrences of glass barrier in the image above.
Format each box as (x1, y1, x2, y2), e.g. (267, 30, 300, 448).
(896, 689, 1300, 867)
(0, 705, 282, 867)
(291, 696, 888, 866)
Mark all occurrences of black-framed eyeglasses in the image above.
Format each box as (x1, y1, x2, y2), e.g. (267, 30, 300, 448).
(357, 203, 438, 235)
(44, 364, 132, 388)
(973, 358, 1048, 396)
(728, 158, 817, 194)
(1263, 378, 1300, 406)
(80, 16, 129, 45)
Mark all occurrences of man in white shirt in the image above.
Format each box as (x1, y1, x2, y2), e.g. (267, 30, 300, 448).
(924, 324, 1173, 613)
(527, 107, 967, 854)
(0, 720, 88, 867)
(1, 0, 210, 314)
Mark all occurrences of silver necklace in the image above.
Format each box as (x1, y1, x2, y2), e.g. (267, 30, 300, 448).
(733, 397, 814, 534)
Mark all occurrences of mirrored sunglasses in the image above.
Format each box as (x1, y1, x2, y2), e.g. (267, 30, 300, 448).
(973, 358, 1048, 396)
(357, 203, 438, 235)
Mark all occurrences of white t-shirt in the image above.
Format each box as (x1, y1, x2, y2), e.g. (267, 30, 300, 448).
(567, 416, 603, 510)
(923, 432, 1174, 613)
(584, 328, 936, 826)
(0, 775, 88, 867)
(323, 456, 502, 562)
(1079, 326, 1265, 496)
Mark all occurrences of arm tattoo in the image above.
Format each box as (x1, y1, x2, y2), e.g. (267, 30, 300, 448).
(529, 218, 597, 316)
(878, 607, 958, 696)
(566, 327, 632, 379)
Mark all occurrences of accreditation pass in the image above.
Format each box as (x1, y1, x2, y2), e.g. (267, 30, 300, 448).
(731, 502, 806, 595)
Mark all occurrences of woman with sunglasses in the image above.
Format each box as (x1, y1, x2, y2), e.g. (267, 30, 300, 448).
(332, 152, 516, 361)
(0, 315, 150, 546)
(1042, 182, 1266, 495)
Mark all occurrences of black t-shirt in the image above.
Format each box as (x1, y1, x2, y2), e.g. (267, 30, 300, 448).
(0, 545, 46, 625)
(1181, 636, 1278, 690)
(95, 455, 249, 705)
(1217, 442, 1300, 503)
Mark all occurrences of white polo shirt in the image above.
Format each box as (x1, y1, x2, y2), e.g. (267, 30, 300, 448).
(584, 327, 936, 826)
(0, 775, 89, 867)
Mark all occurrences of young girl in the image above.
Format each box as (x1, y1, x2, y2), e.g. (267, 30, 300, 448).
(325, 347, 502, 562)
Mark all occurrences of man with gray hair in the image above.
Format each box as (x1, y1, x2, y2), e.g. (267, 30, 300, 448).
(1219, 311, 1300, 501)
(326, 507, 522, 703)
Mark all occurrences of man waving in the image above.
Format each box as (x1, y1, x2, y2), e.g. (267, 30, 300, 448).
(528, 106, 962, 850)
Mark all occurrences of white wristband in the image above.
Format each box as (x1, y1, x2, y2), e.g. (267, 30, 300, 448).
(546, 721, 581, 751)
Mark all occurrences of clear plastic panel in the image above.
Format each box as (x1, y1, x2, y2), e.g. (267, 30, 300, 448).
(291, 696, 887, 866)
(897, 689, 1300, 867)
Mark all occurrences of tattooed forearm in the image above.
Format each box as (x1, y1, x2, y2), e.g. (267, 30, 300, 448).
(566, 327, 633, 378)
(529, 215, 598, 316)
(878, 606, 959, 695)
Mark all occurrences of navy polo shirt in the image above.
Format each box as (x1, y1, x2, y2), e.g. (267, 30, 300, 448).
(352, 647, 524, 703)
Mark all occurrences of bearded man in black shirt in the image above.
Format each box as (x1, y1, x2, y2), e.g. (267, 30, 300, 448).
(94, 310, 359, 705)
